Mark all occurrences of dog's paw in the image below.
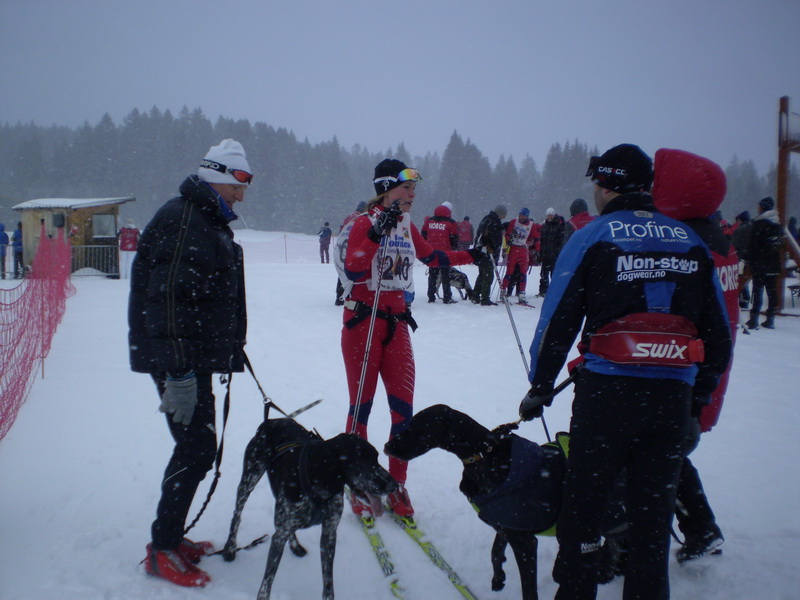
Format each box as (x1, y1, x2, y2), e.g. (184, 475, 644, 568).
(289, 535, 308, 557)
(491, 573, 506, 591)
(221, 546, 237, 562)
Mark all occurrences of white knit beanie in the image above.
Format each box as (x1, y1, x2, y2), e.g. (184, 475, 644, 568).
(198, 139, 252, 185)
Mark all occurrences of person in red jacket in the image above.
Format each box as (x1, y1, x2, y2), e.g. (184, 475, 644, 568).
(118, 219, 140, 279)
(652, 147, 739, 563)
(562, 198, 595, 246)
(500, 207, 537, 304)
(340, 159, 485, 517)
(422, 204, 459, 303)
(456, 216, 474, 250)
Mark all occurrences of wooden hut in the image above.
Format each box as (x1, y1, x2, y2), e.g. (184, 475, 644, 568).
(12, 197, 135, 275)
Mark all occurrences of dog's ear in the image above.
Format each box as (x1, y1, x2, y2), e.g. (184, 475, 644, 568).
(331, 433, 379, 462)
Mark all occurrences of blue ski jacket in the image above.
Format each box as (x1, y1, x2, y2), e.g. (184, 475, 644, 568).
(528, 192, 731, 397)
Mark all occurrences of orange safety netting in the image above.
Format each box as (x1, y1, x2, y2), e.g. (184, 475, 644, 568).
(0, 225, 75, 442)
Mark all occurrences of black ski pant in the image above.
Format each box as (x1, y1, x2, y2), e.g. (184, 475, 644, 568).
(428, 266, 452, 301)
(749, 271, 778, 321)
(473, 249, 500, 302)
(675, 456, 717, 538)
(553, 369, 691, 600)
(13, 250, 23, 278)
(539, 257, 556, 295)
(150, 373, 217, 550)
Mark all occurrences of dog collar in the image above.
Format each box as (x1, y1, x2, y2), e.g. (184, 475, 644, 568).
(462, 445, 494, 465)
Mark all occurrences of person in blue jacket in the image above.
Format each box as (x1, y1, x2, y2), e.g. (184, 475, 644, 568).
(0, 223, 9, 279)
(519, 144, 732, 600)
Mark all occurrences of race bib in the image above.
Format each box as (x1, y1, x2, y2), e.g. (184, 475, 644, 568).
(369, 216, 416, 292)
(510, 219, 534, 247)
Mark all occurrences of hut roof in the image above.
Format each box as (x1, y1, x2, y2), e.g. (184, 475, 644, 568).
(12, 197, 135, 211)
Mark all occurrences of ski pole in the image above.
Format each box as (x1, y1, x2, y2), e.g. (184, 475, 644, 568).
(489, 250, 530, 374)
(487, 250, 552, 442)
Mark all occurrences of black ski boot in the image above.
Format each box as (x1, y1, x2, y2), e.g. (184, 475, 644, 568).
(761, 316, 775, 329)
(745, 317, 759, 330)
(676, 524, 724, 564)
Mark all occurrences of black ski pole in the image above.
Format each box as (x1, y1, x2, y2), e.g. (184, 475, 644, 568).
(487, 250, 552, 442)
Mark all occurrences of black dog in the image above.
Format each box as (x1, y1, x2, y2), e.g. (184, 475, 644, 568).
(384, 404, 567, 600)
(222, 418, 398, 600)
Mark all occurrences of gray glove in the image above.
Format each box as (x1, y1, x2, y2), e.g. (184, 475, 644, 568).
(159, 372, 198, 425)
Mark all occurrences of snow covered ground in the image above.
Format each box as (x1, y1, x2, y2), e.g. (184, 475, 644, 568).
(1, 229, 798, 600)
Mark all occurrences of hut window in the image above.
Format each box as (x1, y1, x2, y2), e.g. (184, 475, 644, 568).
(92, 214, 116, 238)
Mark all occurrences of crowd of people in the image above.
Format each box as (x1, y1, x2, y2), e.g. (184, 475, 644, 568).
(126, 137, 793, 599)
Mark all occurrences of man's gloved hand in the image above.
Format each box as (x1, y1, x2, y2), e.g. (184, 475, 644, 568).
(468, 247, 491, 268)
(367, 202, 402, 242)
(160, 371, 198, 425)
(519, 384, 555, 421)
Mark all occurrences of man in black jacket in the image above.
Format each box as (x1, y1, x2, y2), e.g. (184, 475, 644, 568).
(129, 139, 252, 587)
(745, 196, 784, 329)
(537, 207, 565, 296)
(472, 204, 506, 305)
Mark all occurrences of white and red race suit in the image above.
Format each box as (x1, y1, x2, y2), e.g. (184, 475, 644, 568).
(340, 205, 472, 483)
(501, 217, 536, 293)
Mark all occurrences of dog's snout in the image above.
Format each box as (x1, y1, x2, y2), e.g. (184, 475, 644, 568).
(350, 463, 398, 496)
(381, 469, 400, 494)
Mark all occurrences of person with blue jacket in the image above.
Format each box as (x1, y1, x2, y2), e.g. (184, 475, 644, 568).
(519, 144, 732, 600)
(0, 223, 9, 279)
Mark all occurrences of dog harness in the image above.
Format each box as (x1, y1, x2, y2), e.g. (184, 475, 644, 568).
(273, 440, 333, 520)
(468, 434, 565, 533)
(343, 299, 418, 344)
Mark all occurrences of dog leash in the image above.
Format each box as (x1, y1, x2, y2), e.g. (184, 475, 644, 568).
(183, 372, 234, 536)
(243, 352, 324, 421)
(182, 355, 324, 537)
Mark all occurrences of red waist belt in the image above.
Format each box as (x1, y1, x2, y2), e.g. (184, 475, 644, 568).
(588, 313, 705, 367)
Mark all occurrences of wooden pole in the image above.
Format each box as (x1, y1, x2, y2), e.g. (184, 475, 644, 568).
(777, 96, 790, 312)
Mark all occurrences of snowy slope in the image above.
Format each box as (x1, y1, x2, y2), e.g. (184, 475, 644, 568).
(1, 229, 798, 600)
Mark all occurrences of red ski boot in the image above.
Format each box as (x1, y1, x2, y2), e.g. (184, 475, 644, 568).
(144, 543, 211, 587)
(387, 485, 415, 518)
(179, 537, 215, 563)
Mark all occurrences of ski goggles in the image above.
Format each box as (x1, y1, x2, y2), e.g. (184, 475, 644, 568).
(373, 168, 422, 187)
(200, 159, 254, 184)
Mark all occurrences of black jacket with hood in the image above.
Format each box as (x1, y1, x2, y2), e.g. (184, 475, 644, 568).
(128, 175, 247, 375)
(746, 210, 783, 276)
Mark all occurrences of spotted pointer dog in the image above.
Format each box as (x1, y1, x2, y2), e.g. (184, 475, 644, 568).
(222, 418, 397, 600)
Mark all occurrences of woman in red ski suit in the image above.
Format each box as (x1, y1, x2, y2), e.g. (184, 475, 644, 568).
(340, 159, 482, 517)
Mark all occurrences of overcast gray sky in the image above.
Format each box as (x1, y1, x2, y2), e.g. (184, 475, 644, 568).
(2, 0, 798, 175)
